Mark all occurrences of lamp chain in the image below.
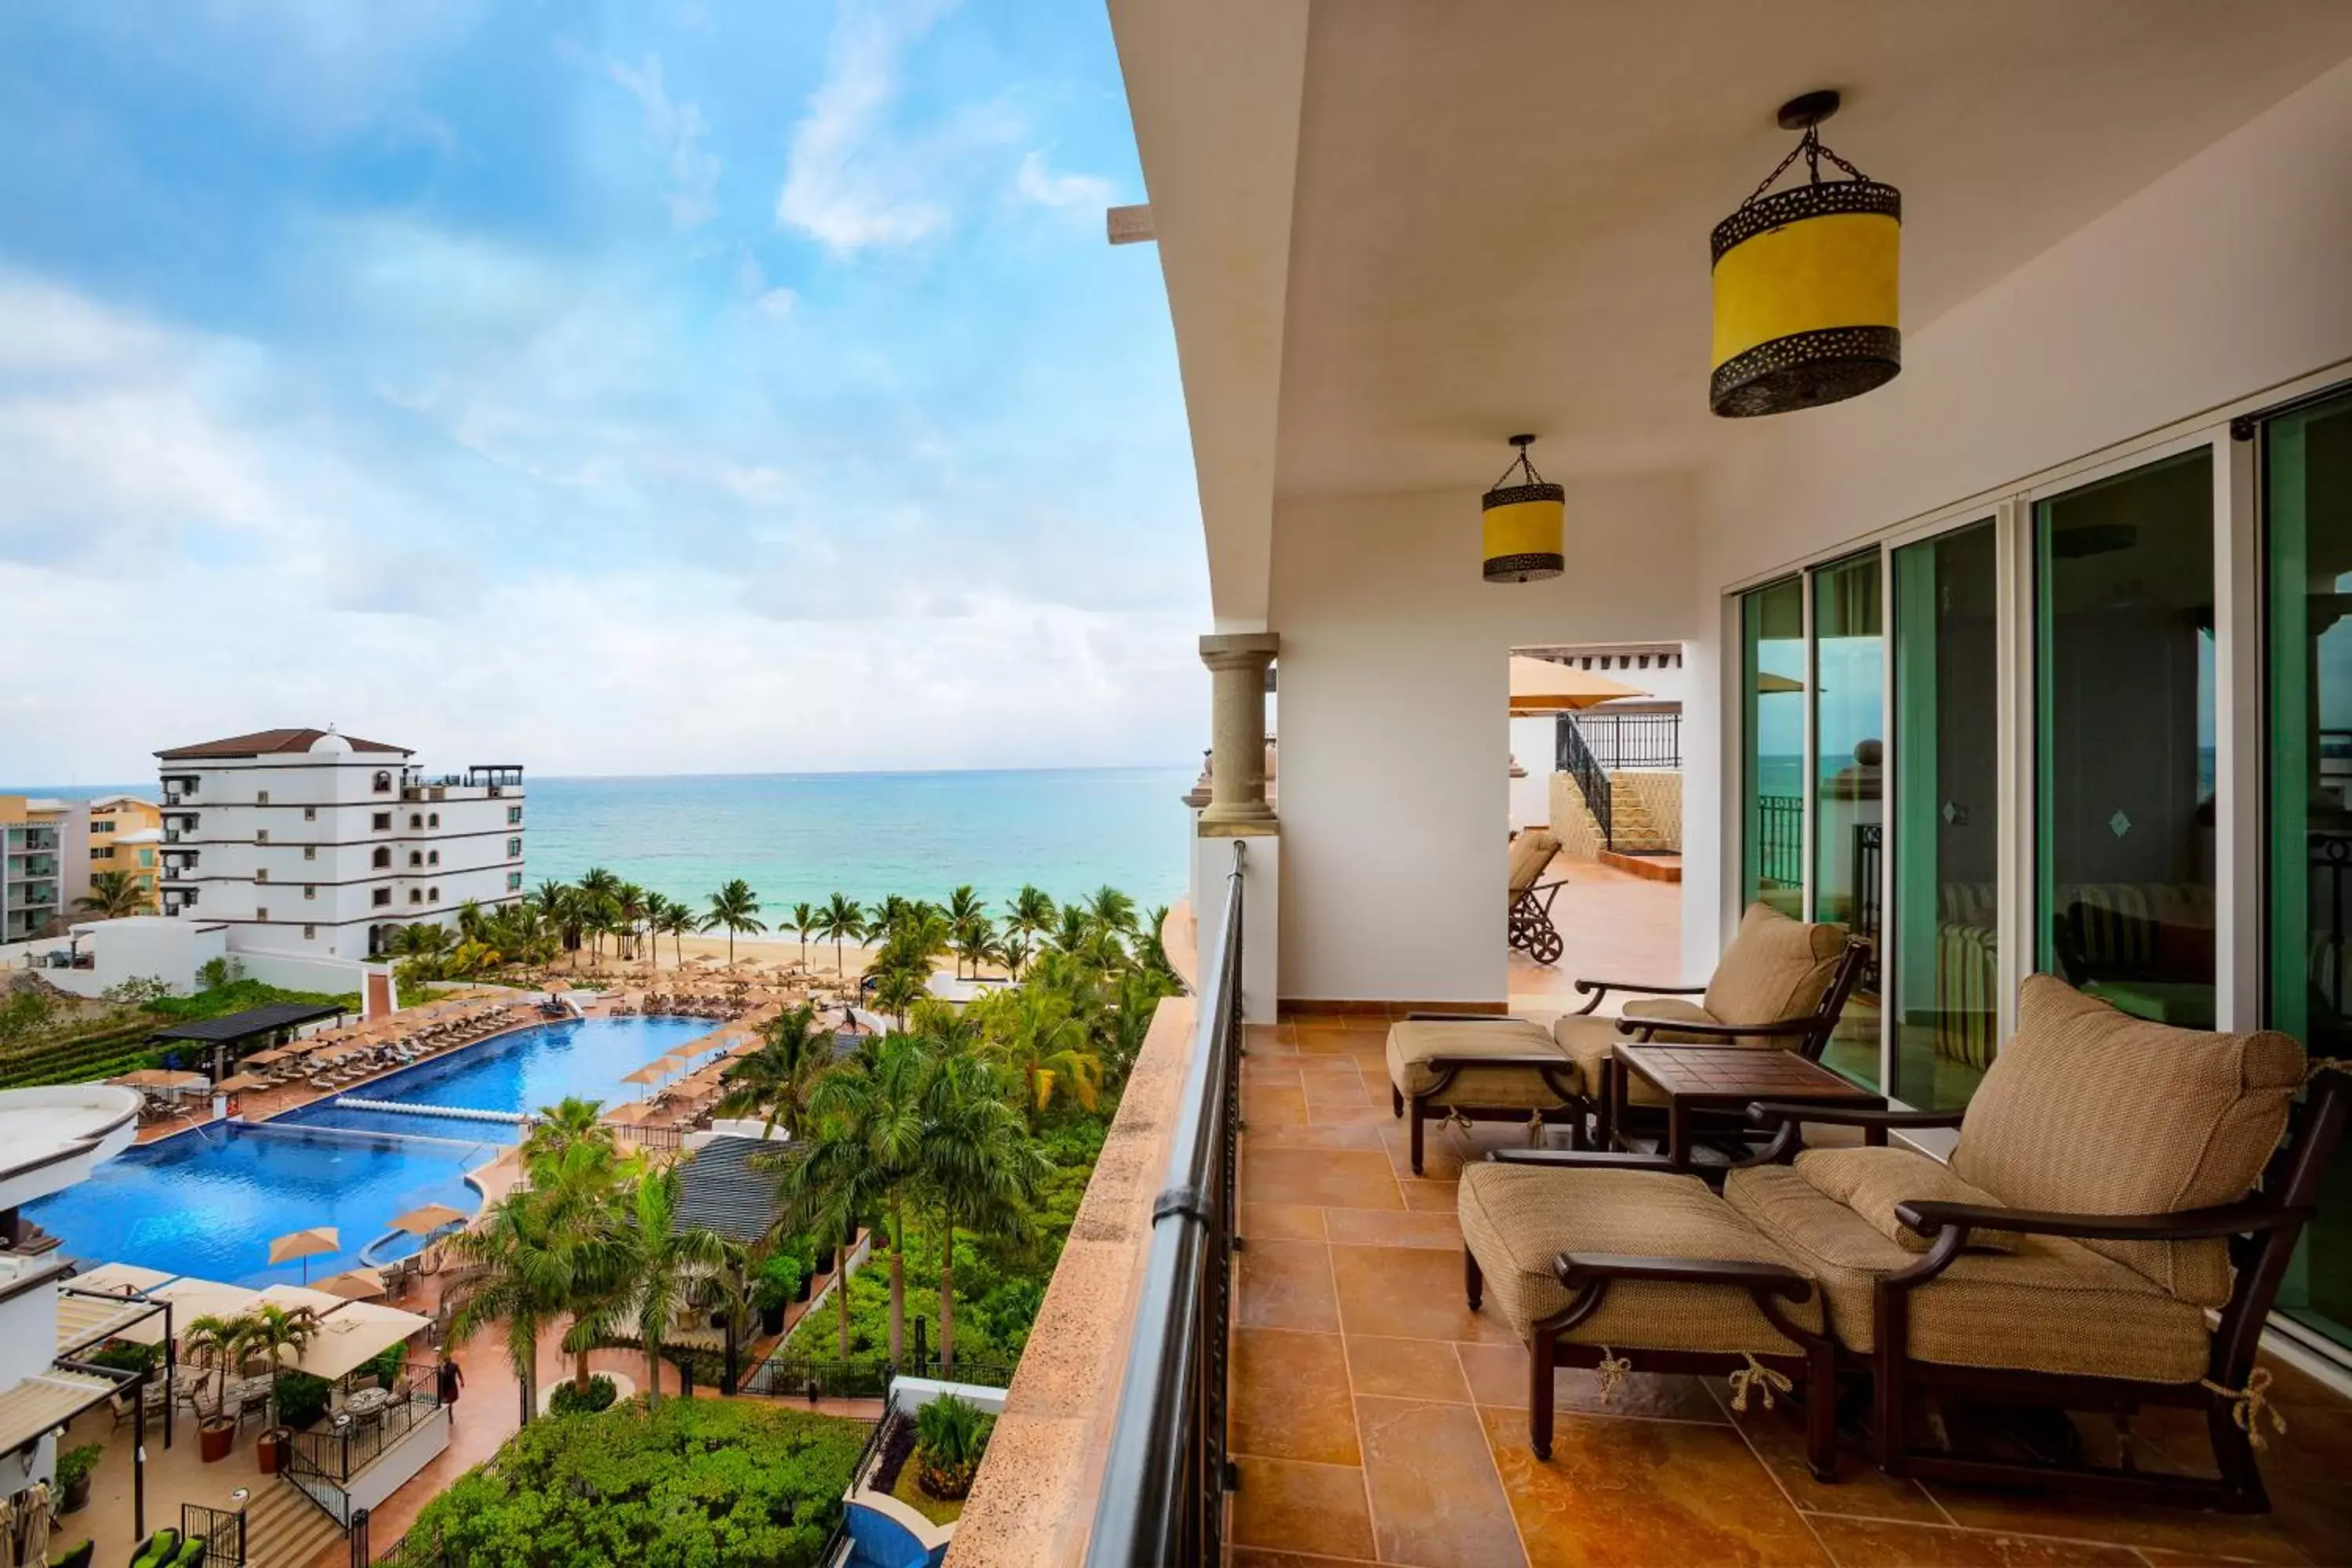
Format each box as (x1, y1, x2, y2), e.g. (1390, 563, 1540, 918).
(1740, 124, 1872, 210)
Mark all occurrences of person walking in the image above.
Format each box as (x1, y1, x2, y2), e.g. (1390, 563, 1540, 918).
(436, 1356, 464, 1421)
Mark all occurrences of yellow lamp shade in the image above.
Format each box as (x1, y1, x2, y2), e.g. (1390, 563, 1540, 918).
(1710, 178, 1900, 417)
(1481, 482, 1564, 584)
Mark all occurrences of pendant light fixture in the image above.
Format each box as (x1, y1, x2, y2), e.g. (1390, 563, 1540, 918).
(1482, 434, 1564, 584)
(1710, 89, 1900, 418)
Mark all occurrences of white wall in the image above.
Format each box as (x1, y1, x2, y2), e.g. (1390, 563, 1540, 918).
(42, 916, 229, 997)
(1679, 56, 2352, 978)
(1506, 716, 1554, 831)
(1269, 474, 1696, 1002)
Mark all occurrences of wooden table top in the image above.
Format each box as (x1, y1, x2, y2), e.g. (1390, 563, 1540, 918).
(1615, 1044, 1876, 1102)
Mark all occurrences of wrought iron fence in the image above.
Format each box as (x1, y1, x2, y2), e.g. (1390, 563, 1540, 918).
(286, 1389, 445, 1524)
(1085, 838, 1246, 1566)
(1566, 710, 1682, 770)
(181, 1501, 246, 1566)
(1754, 793, 1804, 891)
(1556, 717, 1615, 847)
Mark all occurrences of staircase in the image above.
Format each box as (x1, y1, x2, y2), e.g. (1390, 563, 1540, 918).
(1602, 777, 1673, 854)
(241, 1480, 345, 1568)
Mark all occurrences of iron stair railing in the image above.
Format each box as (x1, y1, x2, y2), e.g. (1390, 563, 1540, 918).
(1555, 716, 1617, 849)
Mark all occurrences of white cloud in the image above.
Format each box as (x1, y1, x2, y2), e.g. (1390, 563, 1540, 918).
(1016, 149, 1112, 212)
(733, 251, 798, 321)
(606, 54, 720, 230)
(775, 0, 958, 249)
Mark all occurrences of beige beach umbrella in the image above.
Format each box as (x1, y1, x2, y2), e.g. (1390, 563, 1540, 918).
(241, 1046, 295, 1066)
(1755, 670, 1804, 695)
(213, 1073, 270, 1094)
(269, 1226, 339, 1283)
(388, 1203, 469, 1237)
(318, 1269, 389, 1302)
(604, 1099, 654, 1125)
(113, 1069, 206, 1089)
(1507, 655, 1650, 714)
(620, 1063, 667, 1086)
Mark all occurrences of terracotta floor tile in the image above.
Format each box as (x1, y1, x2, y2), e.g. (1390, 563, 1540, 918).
(1323, 1207, 1462, 1251)
(1356, 1395, 1529, 1568)
(1306, 1098, 1395, 1128)
(1247, 1023, 1298, 1051)
(1400, 1178, 1463, 1213)
(1244, 1080, 1312, 1126)
(1243, 1202, 1329, 1242)
(1238, 1237, 1342, 1333)
(1248, 1123, 1393, 1152)
(1455, 1342, 1726, 1425)
(1229, 1551, 1376, 1568)
(1301, 1068, 1372, 1109)
(1715, 1395, 1939, 1522)
(1479, 1407, 1830, 1568)
(1233, 1328, 1362, 1465)
(1243, 1147, 1404, 1210)
(1804, 1517, 2143, 1566)
(1330, 1243, 1519, 1346)
(1922, 1485, 2306, 1564)
(1345, 1336, 1473, 1404)
(1229, 1456, 1379, 1562)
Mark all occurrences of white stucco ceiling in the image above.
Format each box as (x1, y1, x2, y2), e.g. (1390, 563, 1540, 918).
(1272, 0, 2352, 500)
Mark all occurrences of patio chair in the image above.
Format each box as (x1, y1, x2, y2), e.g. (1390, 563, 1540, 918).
(1385, 902, 1864, 1174)
(1506, 826, 1568, 967)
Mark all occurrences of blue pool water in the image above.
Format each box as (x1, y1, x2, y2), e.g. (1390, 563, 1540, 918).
(26, 1014, 724, 1287)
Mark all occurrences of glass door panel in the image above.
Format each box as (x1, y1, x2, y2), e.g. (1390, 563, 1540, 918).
(1742, 578, 1806, 914)
(2034, 448, 2216, 1029)
(2264, 386, 2352, 1353)
(1812, 552, 1883, 1087)
(1890, 521, 1998, 1110)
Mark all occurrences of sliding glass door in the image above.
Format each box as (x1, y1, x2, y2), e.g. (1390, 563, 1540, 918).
(2264, 387, 2352, 1353)
(1812, 553, 1883, 1087)
(1741, 578, 1806, 915)
(2034, 448, 2216, 1029)
(1890, 521, 1999, 1110)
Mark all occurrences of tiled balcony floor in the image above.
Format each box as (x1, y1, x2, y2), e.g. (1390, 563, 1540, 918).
(1507, 853, 1684, 1014)
(1231, 1019, 2352, 1568)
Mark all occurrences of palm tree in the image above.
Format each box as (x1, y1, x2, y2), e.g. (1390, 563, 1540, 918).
(1085, 886, 1138, 939)
(996, 931, 1033, 981)
(1007, 886, 1055, 949)
(242, 1303, 320, 1431)
(1047, 905, 1090, 957)
(714, 1004, 836, 1137)
(945, 887, 985, 978)
(619, 1167, 726, 1408)
(456, 899, 488, 944)
(652, 896, 696, 967)
(388, 922, 453, 960)
(611, 883, 649, 963)
(918, 1048, 1047, 1371)
(699, 879, 765, 966)
(817, 893, 864, 975)
(869, 964, 926, 1031)
(976, 982, 1101, 1119)
(180, 1313, 250, 1427)
(796, 1036, 928, 1361)
(789, 902, 818, 971)
(74, 870, 145, 919)
(522, 1096, 612, 1167)
(444, 1188, 579, 1426)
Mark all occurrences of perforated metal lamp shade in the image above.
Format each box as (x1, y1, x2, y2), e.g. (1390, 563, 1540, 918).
(1710, 99, 1901, 418)
(1481, 435, 1565, 583)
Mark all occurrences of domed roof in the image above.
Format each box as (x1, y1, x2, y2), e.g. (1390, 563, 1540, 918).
(309, 731, 354, 756)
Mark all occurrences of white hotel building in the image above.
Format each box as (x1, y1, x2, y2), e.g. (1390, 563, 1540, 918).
(156, 728, 525, 962)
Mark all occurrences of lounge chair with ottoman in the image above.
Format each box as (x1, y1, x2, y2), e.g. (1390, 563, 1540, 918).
(1385, 902, 1864, 1174)
(1457, 973, 2347, 1512)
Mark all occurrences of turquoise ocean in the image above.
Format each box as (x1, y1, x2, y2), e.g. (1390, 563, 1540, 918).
(9, 768, 1196, 919)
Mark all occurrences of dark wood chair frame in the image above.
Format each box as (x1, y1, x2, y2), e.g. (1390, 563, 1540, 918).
(1508, 875, 1570, 967)
(1393, 1013, 1588, 1177)
(1464, 1240, 1842, 1479)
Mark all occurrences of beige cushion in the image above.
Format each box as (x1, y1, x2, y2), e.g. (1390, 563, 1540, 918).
(1726, 1164, 2210, 1383)
(1792, 1147, 2018, 1254)
(1551, 1014, 1664, 1105)
(1954, 975, 2305, 1306)
(1618, 995, 1722, 1044)
(1457, 1163, 1822, 1352)
(1704, 903, 1850, 1038)
(1507, 829, 1562, 898)
(1385, 1018, 1575, 1110)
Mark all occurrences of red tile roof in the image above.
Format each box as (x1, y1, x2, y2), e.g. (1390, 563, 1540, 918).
(155, 728, 410, 760)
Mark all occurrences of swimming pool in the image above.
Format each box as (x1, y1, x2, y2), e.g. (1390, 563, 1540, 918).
(24, 1014, 725, 1287)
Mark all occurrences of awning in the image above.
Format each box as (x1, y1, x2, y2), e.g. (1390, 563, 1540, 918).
(150, 1000, 347, 1046)
(118, 1278, 264, 1343)
(73, 1262, 174, 1294)
(256, 1283, 348, 1317)
(0, 1368, 127, 1456)
(55, 1286, 168, 1357)
(1508, 655, 1650, 713)
(288, 1301, 431, 1380)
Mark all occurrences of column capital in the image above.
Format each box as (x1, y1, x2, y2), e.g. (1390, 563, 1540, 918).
(1199, 631, 1279, 672)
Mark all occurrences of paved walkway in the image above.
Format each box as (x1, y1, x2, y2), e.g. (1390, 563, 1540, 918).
(1508, 853, 1684, 1016)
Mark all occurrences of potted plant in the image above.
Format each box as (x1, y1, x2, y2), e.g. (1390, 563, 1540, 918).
(54, 1443, 102, 1514)
(752, 1253, 803, 1335)
(912, 1395, 994, 1501)
(180, 1313, 250, 1464)
(244, 1304, 320, 1475)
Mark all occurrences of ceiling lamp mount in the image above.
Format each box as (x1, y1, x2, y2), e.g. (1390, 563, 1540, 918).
(1710, 89, 1902, 418)
(1481, 434, 1565, 585)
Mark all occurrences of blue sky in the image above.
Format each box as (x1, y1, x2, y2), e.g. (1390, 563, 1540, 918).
(0, 0, 1207, 784)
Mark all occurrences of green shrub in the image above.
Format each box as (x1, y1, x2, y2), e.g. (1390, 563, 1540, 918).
(274, 1370, 332, 1431)
(54, 1442, 102, 1490)
(365, 1343, 408, 1389)
(86, 1341, 158, 1375)
(753, 1250, 804, 1311)
(912, 1396, 993, 1501)
(383, 1396, 866, 1567)
(546, 1375, 618, 1417)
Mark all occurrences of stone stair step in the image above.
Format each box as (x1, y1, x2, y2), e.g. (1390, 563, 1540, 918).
(237, 1480, 346, 1568)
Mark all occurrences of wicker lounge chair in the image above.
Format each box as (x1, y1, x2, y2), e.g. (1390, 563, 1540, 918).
(1385, 902, 1864, 1174)
(1505, 827, 1567, 966)
(1464, 974, 2347, 1512)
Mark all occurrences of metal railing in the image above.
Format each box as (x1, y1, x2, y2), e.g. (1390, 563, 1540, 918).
(285, 1389, 445, 1522)
(1754, 793, 1804, 891)
(1087, 837, 1246, 1566)
(182, 1501, 247, 1566)
(1556, 716, 1616, 848)
(1567, 710, 1681, 770)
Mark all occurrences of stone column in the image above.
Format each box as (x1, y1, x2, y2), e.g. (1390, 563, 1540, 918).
(1199, 632, 1279, 832)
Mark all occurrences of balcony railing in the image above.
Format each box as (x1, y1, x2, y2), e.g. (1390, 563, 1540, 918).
(1563, 710, 1682, 771)
(1087, 838, 1246, 1566)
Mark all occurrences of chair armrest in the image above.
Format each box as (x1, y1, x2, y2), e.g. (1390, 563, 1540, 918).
(1573, 978, 1708, 1000)
(1895, 1196, 2315, 1244)
(1486, 1148, 1679, 1172)
(1614, 1015, 1815, 1040)
(1745, 1102, 1969, 1131)
(1405, 1012, 1532, 1023)
(1554, 1250, 1813, 1299)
